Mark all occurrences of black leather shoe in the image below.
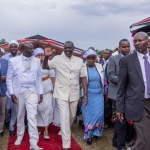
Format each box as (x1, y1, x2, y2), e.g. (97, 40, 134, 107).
(118, 147, 127, 150)
(5, 121, 9, 130)
(10, 130, 15, 136)
(0, 131, 3, 138)
(86, 139, 93, 145)
(93, 136, 98, 140)
(126, 140, 135, 147)
(129, 144, 136, 150)
(112, 143, 118, 148)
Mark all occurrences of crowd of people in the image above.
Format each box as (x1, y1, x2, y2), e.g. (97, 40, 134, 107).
(0, 31, 150, 150)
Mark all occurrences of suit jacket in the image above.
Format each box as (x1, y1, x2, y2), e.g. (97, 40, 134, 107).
(6, 55, 43, 99)
(48, 55, 86, 102)
(81, 63, 104, 97)
(116, 52, 145, 121)
(107, 54, 122, 100)
(1, 53, 15, 97)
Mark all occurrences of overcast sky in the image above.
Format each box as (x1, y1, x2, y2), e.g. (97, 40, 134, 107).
(0, 0, 149, 50)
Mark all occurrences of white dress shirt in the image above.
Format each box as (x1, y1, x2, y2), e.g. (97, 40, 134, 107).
(20, 55, 37, 94)
(103, 59, 109, 70)
(137, 51, 150, 98)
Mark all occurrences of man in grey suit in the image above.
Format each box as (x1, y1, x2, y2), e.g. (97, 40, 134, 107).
(117, 32, 150, 150)
(107, 39, 130, 150)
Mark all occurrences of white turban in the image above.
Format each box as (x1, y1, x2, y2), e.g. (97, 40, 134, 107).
(83, 49, 97, 58)
(9, 40, 19, 47)
(34, 48, 44, 57)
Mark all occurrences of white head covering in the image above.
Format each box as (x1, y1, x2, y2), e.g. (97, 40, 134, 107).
(34, 48, 44, 57)
(83, 49, 97, 58)
(9, 40, 19, 47)
(0, 48, 4, 53)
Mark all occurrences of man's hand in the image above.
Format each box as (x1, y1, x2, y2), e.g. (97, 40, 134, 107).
(11, 94, 18, 104)
(78, 98, 82, 106)
(44, 43, 55, 56)
(38, 94, 43, 104)
(116, 113, 124, 123)
(1, 76, 6, 82)
(83, 95, 88, 106)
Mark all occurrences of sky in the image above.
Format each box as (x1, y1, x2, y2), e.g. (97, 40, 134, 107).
(0, 0, 150, 50)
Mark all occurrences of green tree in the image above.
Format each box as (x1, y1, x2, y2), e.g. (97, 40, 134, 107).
(88, 47, 113, 55)
(88, 47, 103, 55)
(0, 39, 8, 45)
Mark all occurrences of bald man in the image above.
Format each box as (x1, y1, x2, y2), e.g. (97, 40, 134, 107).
(116, 32, 150, 150)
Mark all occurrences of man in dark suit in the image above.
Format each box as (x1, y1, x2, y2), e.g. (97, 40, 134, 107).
(107, 39, 130, 150)
(117, 32, 150, 150)
(103, 49, 113, 129)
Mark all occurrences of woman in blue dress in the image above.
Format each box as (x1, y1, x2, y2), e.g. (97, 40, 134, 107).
(81, 49, 107, 145)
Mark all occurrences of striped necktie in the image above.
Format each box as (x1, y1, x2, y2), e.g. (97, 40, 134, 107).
(26, 58, 31, 71)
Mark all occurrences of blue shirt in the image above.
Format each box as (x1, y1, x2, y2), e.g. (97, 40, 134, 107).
(1, 53, 17, 97)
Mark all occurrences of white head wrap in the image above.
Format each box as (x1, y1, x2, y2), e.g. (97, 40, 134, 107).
(34, 48, 44, 57)
(0, 48, 4, 53)
(83, 49, 97, 58)
(9, 40, 19, 47)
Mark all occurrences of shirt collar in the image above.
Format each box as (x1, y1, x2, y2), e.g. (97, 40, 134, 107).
(137, 50, 150, 60)
(22, 54, 32, 60)
(120, 53, 124, 57)
(104, 59, 109, 63)
(9, 53, 18, 58)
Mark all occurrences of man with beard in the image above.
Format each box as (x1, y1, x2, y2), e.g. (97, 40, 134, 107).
(6, 42, 43, 150)
(43, 42, 88, 150)
(107, 39, 130, 150)
(117, 32, 150, 150)
(0, 40, 18, 138)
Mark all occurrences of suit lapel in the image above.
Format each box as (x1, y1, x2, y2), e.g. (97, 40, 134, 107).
(132, 52, 144, 86)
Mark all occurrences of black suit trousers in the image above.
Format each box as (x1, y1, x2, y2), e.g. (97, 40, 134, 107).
(112, 99, 127, 149)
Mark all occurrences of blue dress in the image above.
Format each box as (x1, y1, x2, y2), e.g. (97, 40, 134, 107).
(82, 66, 104, 139)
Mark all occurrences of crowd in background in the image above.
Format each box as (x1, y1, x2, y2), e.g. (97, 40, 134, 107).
(0, 31, 150, 150)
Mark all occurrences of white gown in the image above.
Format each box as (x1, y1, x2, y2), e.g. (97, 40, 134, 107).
(53, 70, 61, 127)
(37, 68, 55, 126)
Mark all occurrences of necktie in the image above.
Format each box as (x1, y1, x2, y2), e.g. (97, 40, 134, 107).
(143, 55, 150, 95)
(26, 58, 31, 71)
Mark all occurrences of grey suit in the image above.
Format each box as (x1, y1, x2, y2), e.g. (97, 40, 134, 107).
(107, 54, 122, 100)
